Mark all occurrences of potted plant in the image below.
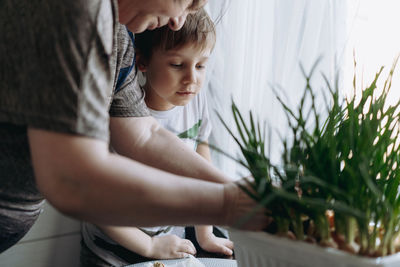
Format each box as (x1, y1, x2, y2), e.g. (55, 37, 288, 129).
(221, 59, 400, 266)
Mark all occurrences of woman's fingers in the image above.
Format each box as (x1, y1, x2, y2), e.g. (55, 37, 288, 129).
(222, 182, 272, 230)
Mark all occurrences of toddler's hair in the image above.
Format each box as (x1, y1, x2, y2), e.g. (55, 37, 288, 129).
(134, 8, 216, 61)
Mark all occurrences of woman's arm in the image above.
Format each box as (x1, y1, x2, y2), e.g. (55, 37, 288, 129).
(28, 128, 224, 226)
(28, 128, 266, 229)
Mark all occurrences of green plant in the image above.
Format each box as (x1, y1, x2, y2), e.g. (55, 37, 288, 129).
(221, 58, 400, 256)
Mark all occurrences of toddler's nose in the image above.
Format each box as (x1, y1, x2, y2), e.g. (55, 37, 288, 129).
(183, 69, 197, 85)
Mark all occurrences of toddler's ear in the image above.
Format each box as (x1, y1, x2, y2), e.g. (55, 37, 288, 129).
(135, 53, 147, 72)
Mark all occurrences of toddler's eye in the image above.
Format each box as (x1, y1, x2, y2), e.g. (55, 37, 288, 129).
(170, 63, 182, 67)
(196, 65, 205, 69)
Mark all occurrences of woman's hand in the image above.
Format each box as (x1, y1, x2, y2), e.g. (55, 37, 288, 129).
(195, 226, 234, 256)
(222, 180, 272, 230)
(148, 235, 197, 259)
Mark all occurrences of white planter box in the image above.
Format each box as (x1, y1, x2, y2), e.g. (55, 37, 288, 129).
(229, 229, 400, 267)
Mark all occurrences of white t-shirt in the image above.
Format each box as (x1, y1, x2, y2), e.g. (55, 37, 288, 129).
(149, 89, 212, 150)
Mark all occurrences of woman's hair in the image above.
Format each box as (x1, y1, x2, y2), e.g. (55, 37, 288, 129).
(134, 8, 216, 61)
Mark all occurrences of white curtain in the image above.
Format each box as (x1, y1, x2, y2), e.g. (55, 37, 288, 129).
(204, 0, 348, 179)
(343, 0, 400, 106)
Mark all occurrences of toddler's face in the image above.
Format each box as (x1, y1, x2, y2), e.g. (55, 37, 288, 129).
(118, 0, 208, 33)
(142, 43, 212, 111)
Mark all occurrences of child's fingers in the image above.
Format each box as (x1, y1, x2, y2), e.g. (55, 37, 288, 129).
(179, 239, 196, 256)
(176, 252, 191, 258)
(214, 242, 233, 256)
(222, 246, 233, 256)
(201, 237, 234, 255)
(221, 238, 234, 250)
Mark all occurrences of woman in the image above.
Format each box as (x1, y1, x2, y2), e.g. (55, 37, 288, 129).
(0, 0, 268, 253)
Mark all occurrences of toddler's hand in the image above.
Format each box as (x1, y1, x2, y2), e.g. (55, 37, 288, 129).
(195, 226, 234, 256)
(148, 234, 196, 259)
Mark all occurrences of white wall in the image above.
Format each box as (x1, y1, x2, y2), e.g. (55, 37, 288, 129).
(0, 202, 81, 267)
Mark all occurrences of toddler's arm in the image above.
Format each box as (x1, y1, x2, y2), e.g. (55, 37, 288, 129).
(196, 142, 212, 164)
(195, 143, 234, 256)
(109, 116, 231, 183)
(99, 225, 197, 259)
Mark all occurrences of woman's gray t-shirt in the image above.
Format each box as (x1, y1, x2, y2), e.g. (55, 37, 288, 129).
(0, 0, 149, 249)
